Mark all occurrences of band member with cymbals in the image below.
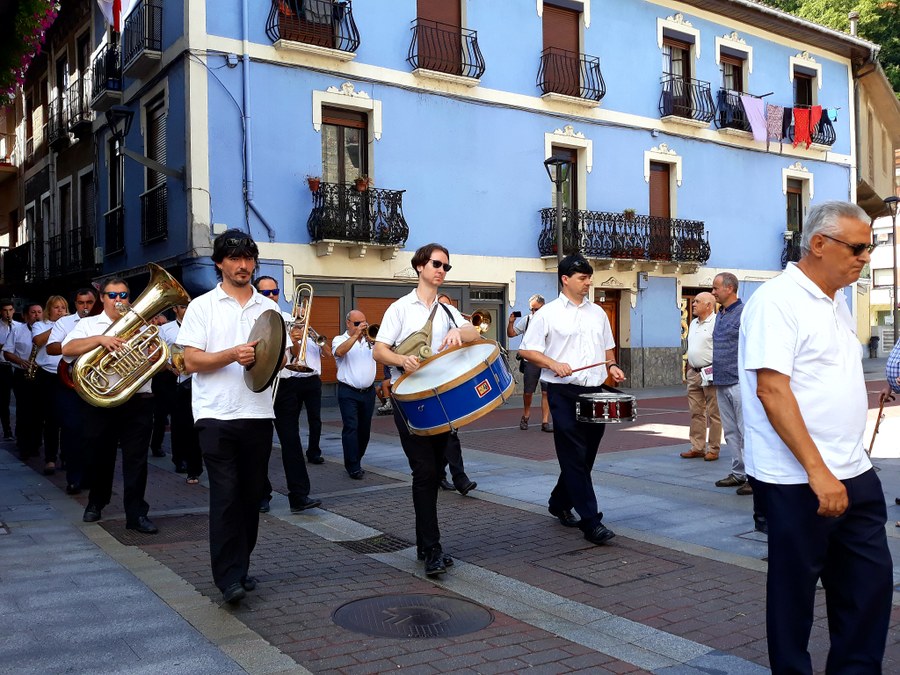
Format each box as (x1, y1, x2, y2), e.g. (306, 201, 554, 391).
(518, 254, 625, 546)
(32, 295, 69, 475)
(373, 243, 479, 577)
(177, 230, 280, 606)
(62, 279, 158, 535)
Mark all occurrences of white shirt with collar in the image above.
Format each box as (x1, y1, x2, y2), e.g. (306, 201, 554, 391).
(158, 320, 190, 384)
(519, 292, 615, 387)
(739, 262, 870, 484)
(332, 331, 377, 389)
(375, 290, 469, 382)
(62, 312, 153, 394)
(176, 284, 280, 421)
(4, 322, 37, 371)
(33, 319, 62, 373)
(512, 313, 534, 336)
(0, 320, 19, 364)
(686, 313, 716, 369)
(48, 313, 80, 349)
(278, 311, 322, 379)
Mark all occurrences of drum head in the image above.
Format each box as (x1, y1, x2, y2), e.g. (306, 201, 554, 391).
(393, 342, 498, 397)
(243, 309, 287, 393)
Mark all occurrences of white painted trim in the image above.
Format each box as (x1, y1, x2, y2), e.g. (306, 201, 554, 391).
(782, 161, 814, 200)
(76, 165, 93, 232)
(645, 143, 683, 186)
(73, 24, 92, 84)
(537, 0, 591, 29)
(312, 82, 382, 142)
(55, 175, 73, 237)
(412, 69, 480, 88)
(273, 39, 356, 61)
(660, 115, 710, 129)
(540, 92, 600, 109)
(657, 13, 701, 59)
(184, 0, 211, 232)
(789, 51, 822, 90)
(545, 126, 592, 211)
(716, 31, 753, 74)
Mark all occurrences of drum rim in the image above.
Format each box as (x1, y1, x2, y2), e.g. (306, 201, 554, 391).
(403, 378, 515, 436)
(577, 392, 636, 401)
(393, 341, 502, 402)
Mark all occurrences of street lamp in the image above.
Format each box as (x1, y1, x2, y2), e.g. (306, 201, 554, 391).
(886, 196, 900, 345)
(544, 156, 571, 276)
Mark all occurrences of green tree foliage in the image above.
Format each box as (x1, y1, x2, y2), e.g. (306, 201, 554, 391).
(759, 1, 899, 96)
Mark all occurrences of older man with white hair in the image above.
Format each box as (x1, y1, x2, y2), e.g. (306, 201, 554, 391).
(508, 293, 552, 432)
(680, 292, 721, 461)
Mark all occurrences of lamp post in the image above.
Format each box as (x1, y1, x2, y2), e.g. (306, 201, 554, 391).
(544, 156, 571, 279)
(886, 196, 900, 345)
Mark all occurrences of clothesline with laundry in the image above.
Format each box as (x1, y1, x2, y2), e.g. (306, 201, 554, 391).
(737, 95, 840, 149)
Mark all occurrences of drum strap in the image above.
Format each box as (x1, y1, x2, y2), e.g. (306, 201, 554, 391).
(439, 303, 458, 329)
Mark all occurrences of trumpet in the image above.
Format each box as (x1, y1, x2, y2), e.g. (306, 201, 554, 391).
(307, 327, 328, 348)
(365, 323, 379, 348)
(463, 309, 492, 334)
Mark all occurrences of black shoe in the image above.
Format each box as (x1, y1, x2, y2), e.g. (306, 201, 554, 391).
(349, 470, 365, 480)
(548, 505, 579, 528)
(424, 549, 447, 577)
(241, 575, 258, 592)
(174, 461, 188, 474)
(754, 515, 768, 534)
(417, 550, 454, 567)
(290, 496, 322, 513)
(126, 516, 159, 534)
(3, 432, 12, 440)
(307, 455, 325, 465)
(83, 504, 102, 522)
(439, 479, 454, 491)
(584, 522, 616, 545)
(455, 480, 477, 496)
(151, 448, 166, 458)
(259, 498, 271, 513)
(66, 484, 82, 495)
(222, 582, 246, 605)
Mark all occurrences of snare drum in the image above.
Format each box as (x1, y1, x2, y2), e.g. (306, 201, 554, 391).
(576, 392, 637, 424)
(392, 341, 514, 436)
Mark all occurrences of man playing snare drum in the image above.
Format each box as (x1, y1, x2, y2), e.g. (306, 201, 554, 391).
(373, 243, 479, 578)
(519, 254, 625, 546)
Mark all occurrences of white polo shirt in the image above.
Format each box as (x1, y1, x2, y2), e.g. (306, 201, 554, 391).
(48, 313, 80, 349)
(158, 320, 190, 384)
(686, 313, 716, 369)
(739, 262, 870, 484)
(4, 322, 36, 371)
(32, 319, 62, 373)
(332, 332, 377, 389)
(62, 312, 152, 394)
(519, 292, 615, 387)
(0, 320, 19, 364)
(375, 289, 469, 382)
(176, 284, 279, 421)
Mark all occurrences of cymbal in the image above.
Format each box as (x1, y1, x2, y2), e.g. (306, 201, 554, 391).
(243, 309, 287, 393)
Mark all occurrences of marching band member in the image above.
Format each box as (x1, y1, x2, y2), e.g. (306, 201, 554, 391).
(4, 302, 43, 461)
(177, 230, 280, 605)
(373, 243, 478, 577)
(255, 276, 323, 514)
(46, 288, 97, 494)
(518, 254, 625, 546)
(149, 311, 176, 459)
(0, 299, 19, 440)
(32, 295, 68, 475)
(62, 279, 158, 534)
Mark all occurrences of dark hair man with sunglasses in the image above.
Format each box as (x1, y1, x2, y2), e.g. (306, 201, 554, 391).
(373, 243, 479, 577)
(177, 229, 282, 605)
(739, 201, 890, 674)
(518, 254, 624, 547)
(63, 278, 159, 535)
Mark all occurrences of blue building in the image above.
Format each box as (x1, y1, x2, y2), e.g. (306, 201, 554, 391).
(1, 0, 882, 388)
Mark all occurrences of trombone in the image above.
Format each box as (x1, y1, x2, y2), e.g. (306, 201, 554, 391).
(284, 283, 327, 373)
(462, 309, 492, 334)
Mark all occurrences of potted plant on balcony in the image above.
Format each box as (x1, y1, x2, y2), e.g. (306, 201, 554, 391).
(306, 175, 321, 192)
(354, 175, 370, 192)
(623, 208, 636, 221)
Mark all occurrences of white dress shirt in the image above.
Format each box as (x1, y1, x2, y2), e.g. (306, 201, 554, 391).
(0, 319, 19, 364)
(686, 313, 716, 369)
(278, 311, 322, 379)
(519, 293, 615, 387)
(332, 331, 377, 389)
(4, 322, 37, 371)
(176, 284, 280, 421)
(32, 319, 62, 373)
(62, 312, 152, 394)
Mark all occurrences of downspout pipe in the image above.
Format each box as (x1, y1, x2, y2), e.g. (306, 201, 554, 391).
(241, 0, 275, 241)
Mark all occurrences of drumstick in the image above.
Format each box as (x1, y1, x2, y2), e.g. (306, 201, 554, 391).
(571, 360, 614, 374)
(868, 395, 888, 457)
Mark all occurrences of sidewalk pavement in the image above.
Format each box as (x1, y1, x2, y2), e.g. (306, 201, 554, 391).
(2, 374, 899, 674)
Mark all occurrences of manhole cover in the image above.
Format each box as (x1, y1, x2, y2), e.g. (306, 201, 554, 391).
(333, 593, 493, 638)
(99, 513, 207, 546)
(337, 534, 413, 554)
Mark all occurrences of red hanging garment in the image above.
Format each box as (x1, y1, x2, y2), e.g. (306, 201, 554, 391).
(792, 108, 811, 148)
(807, 106, 823, 148)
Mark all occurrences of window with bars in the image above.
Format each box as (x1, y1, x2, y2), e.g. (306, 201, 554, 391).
(321, 106, 367, 184)
(786, 178, 803, 233)
(721, 54, 744, 93)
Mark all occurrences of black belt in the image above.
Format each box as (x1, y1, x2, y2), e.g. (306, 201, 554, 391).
(133, 393, 155, 399)
(339, 382, 373, 394)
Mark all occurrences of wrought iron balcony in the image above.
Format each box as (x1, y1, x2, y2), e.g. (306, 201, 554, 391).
(785, 109, 837, 147)
(105, 206, 125, 256)
(781, 231, 801, 268)
(715, 89, 751, 132)
(141, 183, 167, 244)
(48, 232, 65, 278)
(266, 0, 360, 54)
(307, 182, 408, 247)
(66, 80, 93, 138)
(3, 242, 32, 284)
(91, 42, 123, 111)
(659, 75, 715, 124)
(48, 96, 70, 151)
(537, 208, 710, 265)
(123, 0, 162, 78)
(48, 228, 98, 278)
(407, 19, 485, 80)
(537, 47, 606, 102)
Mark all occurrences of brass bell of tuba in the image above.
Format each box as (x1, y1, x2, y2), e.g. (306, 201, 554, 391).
(72, 263, 191, 407)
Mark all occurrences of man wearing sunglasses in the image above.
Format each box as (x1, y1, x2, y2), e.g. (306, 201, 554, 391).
(63, 278, 158, 535)
(373, 243, 479, 577)
(739, 201, 890, 673)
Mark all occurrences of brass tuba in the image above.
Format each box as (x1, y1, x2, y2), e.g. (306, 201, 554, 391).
(72, 263, 191, 407)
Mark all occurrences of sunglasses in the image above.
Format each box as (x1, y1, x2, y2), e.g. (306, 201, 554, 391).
(352, 321, 364, 326)
(565, 260, 592, 276)
(428, 259, 452, 272)
(225, 237, 254, 248)
(820, 234, 877, 257)
(259, 289, 280, 297)
(105, 291, 129, 300)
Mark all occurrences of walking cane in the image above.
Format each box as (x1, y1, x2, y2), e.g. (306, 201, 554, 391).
(868, 393, 890, 457)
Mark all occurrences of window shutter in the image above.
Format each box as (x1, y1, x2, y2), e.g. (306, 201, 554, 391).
(147, 96, 166, 188)
(649, 163, 671, 219)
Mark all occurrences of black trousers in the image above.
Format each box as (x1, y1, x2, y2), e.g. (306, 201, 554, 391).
(36, 369, 60, 463)
(0, 364, 12, 435)
(269, 377, 313, 504)
(197, 417, 272, 592)
(337, 382, 375, 474)
(150, 370, 177, 451)
(392, 402, 449, 554)
(441, 432, 467, 485)
(56, 382, 88, 488)
(546, 383, 607, 532)
(170, 379, 202, 476)
(82, 395, 154, 524)
(750, 469, 892, 675)
(293, 375, 322, 460)
(11, 369, 40, 454)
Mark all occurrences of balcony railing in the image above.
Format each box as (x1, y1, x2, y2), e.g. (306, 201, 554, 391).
(105, 205, 125, 255)
(66, 80, 93, 136)
(47, 228, 96, 277)
(537, 47, 606, 102)
(48, 96, 70, 150)
(3, 243, 32, 284)
(659, 75, 716, 124)
(32, 236, 46, 282)
(266, 0, 360, 53)
(307, 181, 408, 247)
(407, 19, 485, 80)
(123, 0, 163, 77)
(785, 107, 837, 147)
(48, 232, 65, 278)
(781, 231, 802, 268)
(537, 208, 710, 264)
(715, 89, 751, 132)
(141, 183, 167, 243)
(91, 42, 122, 109)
